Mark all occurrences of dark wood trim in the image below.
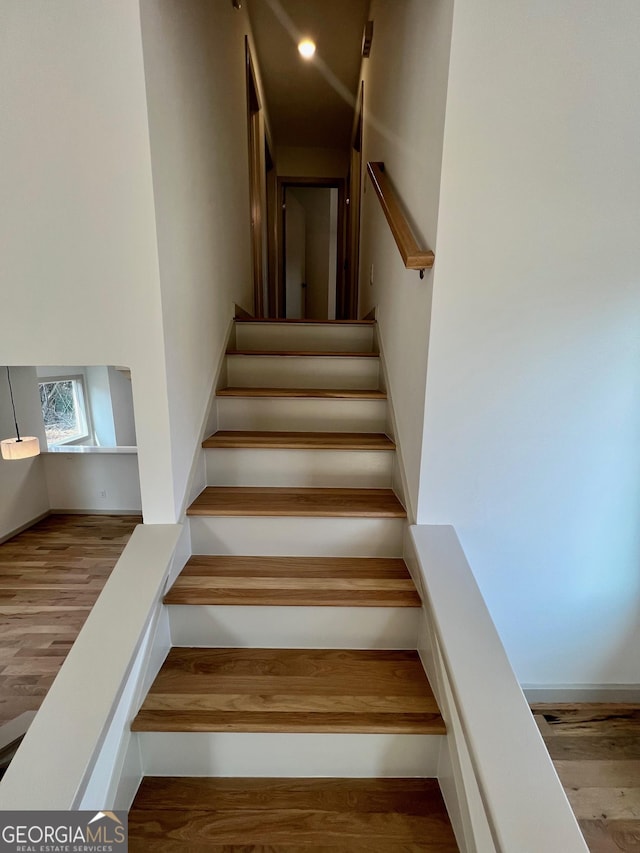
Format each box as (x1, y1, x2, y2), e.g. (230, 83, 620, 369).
(346, 81, 364, 319)
(245, 38, 264, 317)
(277, 177, 346, 321)
(233, 303, 254, 320)
(264, 135, 277, 318)
(362, 306, 377, 321)
(278, 177, 344, 188)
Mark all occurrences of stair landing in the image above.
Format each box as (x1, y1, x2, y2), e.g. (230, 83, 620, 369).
(129, 776, 459, 852)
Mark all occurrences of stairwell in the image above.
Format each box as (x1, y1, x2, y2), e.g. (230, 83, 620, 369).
(128, 319, 458, 851)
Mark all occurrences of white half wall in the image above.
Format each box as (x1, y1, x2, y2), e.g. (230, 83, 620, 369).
(358, 0, 454, 520)
(0, 1, 175, 523)
(420, 0, 640, 685)
(139, 0, 262, 518)
(44, 453, 142, 514)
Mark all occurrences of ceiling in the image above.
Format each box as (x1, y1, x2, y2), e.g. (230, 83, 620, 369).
(246, 0, 370, 150)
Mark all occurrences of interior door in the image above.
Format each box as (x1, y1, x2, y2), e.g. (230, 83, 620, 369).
(285, 191, 306, 319)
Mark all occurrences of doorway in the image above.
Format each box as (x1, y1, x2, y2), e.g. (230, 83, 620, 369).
(279, 179, 345, 320)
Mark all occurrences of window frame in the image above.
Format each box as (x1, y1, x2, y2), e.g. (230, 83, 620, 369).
(38, 374, 93, 448)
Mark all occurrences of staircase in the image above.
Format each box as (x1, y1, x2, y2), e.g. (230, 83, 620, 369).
(128, 319, 458, 851)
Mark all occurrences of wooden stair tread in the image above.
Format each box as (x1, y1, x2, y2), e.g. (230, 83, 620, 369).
(227, 350, 379, 357)
(129, 777, 458, 851)
(164, 556, 421, 607)
(202, 431, 395, 450)
(132, 649, 445, 734)
(217, 387, 387, 399)
(186, 487, 406, 518)
(234, 318, 376, 325)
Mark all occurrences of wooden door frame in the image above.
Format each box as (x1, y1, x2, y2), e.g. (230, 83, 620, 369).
(245, 38, 264, 317)
(346, 81, 365, 320)
(264, 133, 277, 318)
(277, 177, 346, 320)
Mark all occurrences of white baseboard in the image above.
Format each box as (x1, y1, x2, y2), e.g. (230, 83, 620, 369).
(523, 684, 640, 703)
(0, 511, 50, 544)
(48, 508, 142, 516)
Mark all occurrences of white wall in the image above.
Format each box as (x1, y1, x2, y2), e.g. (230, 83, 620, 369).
(420, 0, 640, 685)
(358, 0, 454, 519)
(0, 1, 175, 523)
(0, 367, 49, 540)
(139, 0, 260, 517)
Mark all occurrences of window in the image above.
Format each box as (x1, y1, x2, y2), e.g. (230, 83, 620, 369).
(39, 376, 90, 446)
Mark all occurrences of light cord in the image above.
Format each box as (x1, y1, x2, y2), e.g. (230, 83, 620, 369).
(6, 367, 21, 442)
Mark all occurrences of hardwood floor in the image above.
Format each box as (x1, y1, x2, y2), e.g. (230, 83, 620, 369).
(132, 648, 445, 734)
(0, 514, 140, 725)
(129, 777, 459, 852)
(532, 703, 640, 852)
(187, 487, 406, 518)
(164, 556, 422, 607)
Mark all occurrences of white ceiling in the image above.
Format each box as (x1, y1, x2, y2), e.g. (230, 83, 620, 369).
(246, 0, 371, 149)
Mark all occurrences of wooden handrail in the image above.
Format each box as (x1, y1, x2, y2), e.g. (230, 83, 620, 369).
(367, 161, 434, 277)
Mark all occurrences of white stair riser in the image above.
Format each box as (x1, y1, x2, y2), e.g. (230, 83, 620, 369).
(235, 324, 374, 352)
(168, 605, 420, 649)
(138, 732, 443, 778)
(205, 448, 393, 488)
(226, 355, 379, 390)
(217, 397, 388, 432)
(188, 516, 404, 557)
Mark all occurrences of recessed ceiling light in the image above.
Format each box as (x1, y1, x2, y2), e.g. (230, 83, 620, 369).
(298, 39, 316, 60)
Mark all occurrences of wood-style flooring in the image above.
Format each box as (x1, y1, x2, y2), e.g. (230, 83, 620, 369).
(129, 777, 459, 852)
(187, 487, 406, 518)
(132, 648, 445, 734)
(163, 556, 422, 607)
(532, 703, 640, 852)
(0, 514, 140, 725)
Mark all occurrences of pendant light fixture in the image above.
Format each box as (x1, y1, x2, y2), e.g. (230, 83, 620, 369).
(1, 367, 40, 461)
